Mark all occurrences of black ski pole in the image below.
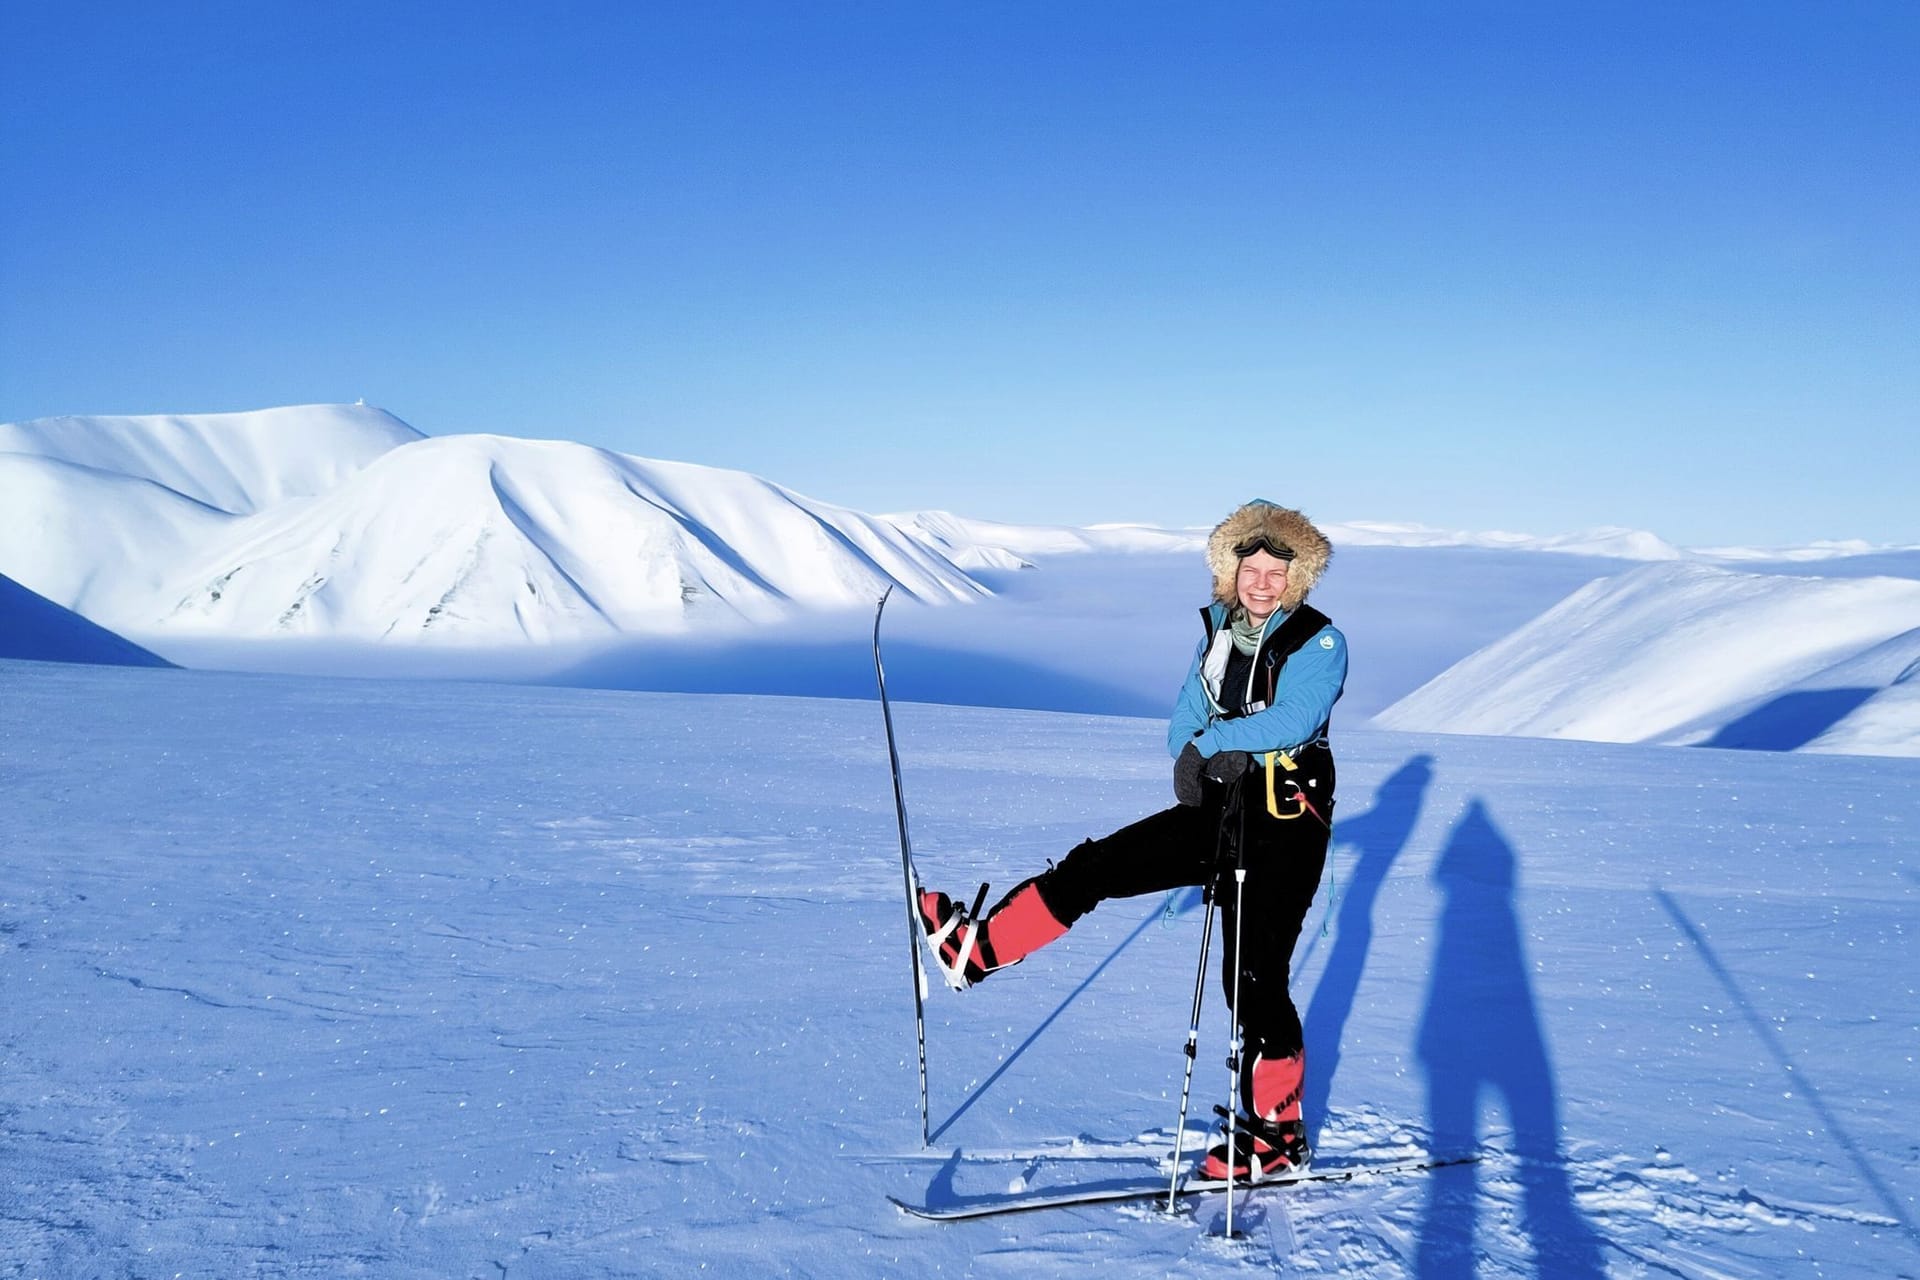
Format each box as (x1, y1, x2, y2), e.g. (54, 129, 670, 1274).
(1164, 853, 1222, 1212)
(873, 588, 931, 1146)
(1222, 769, 1252, 1237)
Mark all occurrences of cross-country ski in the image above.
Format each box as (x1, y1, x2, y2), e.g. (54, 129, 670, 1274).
(889, 1152, 1484, 1221)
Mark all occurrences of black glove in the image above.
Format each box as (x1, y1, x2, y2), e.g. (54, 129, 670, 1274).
(1203, 750, 1253, 784)
(1173, 741, 1205, 806)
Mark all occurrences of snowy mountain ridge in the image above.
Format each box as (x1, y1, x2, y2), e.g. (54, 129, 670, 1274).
(3, 403, 1914, 754)
(1376, 561, 1920, 755)
(0, 404, 424, 514)
(1, 405, 990, 643)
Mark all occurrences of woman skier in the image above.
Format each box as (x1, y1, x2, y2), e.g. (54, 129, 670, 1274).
(919, 498, 1346, 1181)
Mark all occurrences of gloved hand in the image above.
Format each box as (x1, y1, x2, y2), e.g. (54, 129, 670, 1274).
(1173, 741, 1205, 806)
(1203, 750, 1253, 784)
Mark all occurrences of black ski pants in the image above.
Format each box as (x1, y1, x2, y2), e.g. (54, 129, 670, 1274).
(1031, 775, 1331, 1060)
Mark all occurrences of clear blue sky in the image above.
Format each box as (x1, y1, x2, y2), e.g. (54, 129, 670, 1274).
(3, 2, 1913, 546)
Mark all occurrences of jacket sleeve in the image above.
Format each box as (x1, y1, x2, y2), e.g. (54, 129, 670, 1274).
(1192, 624, 1347, 756)
(1166, 637, 1213, 757)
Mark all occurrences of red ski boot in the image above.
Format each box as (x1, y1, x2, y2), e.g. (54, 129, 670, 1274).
(918, 878, 1066, 991)
(1202, 1050, 1311, 1181)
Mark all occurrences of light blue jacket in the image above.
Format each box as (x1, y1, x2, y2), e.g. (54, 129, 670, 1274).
(1167, 602, 1348, 759)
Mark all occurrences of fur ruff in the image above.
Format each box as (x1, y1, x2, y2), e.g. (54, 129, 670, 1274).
(1206, 500, 1332, 613)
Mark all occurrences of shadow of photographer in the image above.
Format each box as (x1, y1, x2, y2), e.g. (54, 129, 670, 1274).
(1302, 752, 1434, 1146)
(1414, 798, 1606, 1278)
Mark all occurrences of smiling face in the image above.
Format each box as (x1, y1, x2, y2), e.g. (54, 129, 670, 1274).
(1235, 549, 1291, 623)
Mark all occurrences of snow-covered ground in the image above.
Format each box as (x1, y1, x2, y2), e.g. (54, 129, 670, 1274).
(3, 658, 1915, 1277)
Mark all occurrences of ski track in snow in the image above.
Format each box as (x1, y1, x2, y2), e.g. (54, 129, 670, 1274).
(2, 660, 1917, 1277)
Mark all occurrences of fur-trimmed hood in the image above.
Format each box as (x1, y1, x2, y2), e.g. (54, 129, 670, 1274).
(1206, 499, 1332, 614)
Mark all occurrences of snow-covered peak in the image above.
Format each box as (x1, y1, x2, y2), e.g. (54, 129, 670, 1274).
(150, 433, 988, 642)
(0, 404, 423, 514)
(0, 450, 241, 618)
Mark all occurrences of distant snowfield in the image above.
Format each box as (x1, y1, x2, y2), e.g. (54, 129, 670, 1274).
(2, 659, 1915, 1277)
(879, 509, 1205, 566)
(896, 512, 1920, 568)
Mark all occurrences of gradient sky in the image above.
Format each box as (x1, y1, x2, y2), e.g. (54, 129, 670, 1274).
(3, 2, 1913, 546)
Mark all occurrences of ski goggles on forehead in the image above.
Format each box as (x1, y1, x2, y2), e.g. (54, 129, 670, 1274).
(1233, 534, 1296, 561)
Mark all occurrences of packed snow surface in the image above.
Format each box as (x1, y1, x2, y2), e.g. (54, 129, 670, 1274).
(1377, 562, 1920, 751)
(3, 659, 1915, 1277)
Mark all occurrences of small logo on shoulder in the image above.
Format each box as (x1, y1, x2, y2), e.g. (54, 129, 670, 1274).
(1320, 635, 1335, 649)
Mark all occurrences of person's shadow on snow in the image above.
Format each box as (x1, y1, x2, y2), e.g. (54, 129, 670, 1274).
(1302, 753, 1434, 1147)
(1414, 799, 1605, 1279)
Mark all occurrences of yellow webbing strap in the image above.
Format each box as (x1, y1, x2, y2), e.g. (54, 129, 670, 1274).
(1264, 751, 1303, 819)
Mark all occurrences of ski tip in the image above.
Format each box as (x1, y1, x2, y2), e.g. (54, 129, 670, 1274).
(887, 1194, 936, 1220)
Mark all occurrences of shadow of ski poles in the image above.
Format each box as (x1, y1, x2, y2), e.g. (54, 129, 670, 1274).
(1655, 887, 1920, 1257)
(931, 901, 1161, 1144)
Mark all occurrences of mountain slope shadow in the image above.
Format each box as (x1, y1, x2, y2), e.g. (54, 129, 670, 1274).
(1699, 688, 1877, 751)
(1415, 799, 1606, 1278)
(0, 573, 176, 668)
(1301, 753, 1434, 1147)
(554, 635, 1159, 717)
(930, 902, 1162, 1143)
